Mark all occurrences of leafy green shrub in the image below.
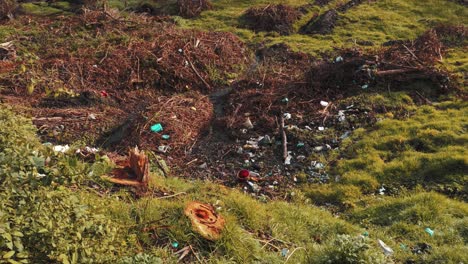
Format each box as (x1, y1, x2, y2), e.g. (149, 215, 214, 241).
(0, 106, 126, 263)
(310, 235, 386, 264)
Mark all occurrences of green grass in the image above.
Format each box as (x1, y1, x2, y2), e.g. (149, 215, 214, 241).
(173, 0, 467, 55)
(303, 100, 468, 209)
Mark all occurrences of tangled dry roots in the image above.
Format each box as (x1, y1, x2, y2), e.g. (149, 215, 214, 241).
(177, 0, 213, 18)
(242, 4, 302, 35)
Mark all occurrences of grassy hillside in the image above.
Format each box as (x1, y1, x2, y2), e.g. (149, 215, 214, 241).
(0, 0, 467, 263)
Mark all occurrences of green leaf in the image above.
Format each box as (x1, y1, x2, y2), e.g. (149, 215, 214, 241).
(12, 231, 23, 237)
(3, 251, 15, 259)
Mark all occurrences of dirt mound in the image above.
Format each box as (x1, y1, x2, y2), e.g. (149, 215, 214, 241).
(300, 9, 337, 35)
(241, 4, 302, 35)
(177, 0, 212, 18)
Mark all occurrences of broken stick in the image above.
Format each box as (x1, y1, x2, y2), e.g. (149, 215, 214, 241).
(280, 114, 288, 161)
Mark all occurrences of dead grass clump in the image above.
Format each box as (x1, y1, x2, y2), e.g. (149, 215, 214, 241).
(242, 4, 302, 35)
(177, 0, 212, 18)
(0, 0, 17, 20)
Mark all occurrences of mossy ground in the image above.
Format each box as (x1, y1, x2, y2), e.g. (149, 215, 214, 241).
(0, 0, 467, 263)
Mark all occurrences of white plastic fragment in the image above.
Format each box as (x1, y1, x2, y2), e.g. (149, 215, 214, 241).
(379, 186, 386, 195)
(284, 151, 292, 165)
(378, 239, 394, 256)
(335, 56, 344, 62)
(318, 126, 325, 131)
(53, 145, 70, 153)
(320, 101, 329, 107)
(158, 145, 169, 153)
(283, 113, 292, 120)
(314, 146, 324, 151)
(243, 117, 254, 129)
(338, 110, 346, 122)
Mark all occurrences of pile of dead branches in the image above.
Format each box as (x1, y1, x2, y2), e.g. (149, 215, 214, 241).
(121, 92, 213, 155)
(242, 4, 302, 35)
(0, 0, 17, 20)
(177, 0, 212, 18)
(306, 29, 457, 94)
(18, 17, 250, 94)
(223, 44, 314, 131)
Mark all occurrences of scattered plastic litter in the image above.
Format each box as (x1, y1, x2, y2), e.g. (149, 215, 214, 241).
(378, 186, 386, 195)
(340, 131, 351, 140)
(53, 145, 70, 153)
(281, 98, 289, 103)
(318, 126, 325, 131)
(237, 169, 250, 181)
(283, 113, 292, 120)
(88, 113, 96, 120)
(246, 181, 260, 192)
(158, 145, 169, 153)
(162, 134, 170, 140)
(198, 163, 208, 169)
(378, 239, 394, 256)
(315, 162, 325, 169)
(362, 231, 369, 237)
(424, 227, 434, 236)
(151, 123, 163, 133)
(297, 142, 305, 148)
(284, 151, 292, 165)
(314, 146, 324, 151)
(171, 242, 179, 248)
(244, 117, 254, 129)
(335, 56, 344, 62)
(100, 90, 108, 97)
(411, 243, 432, 254)
(320, 100, 329, 107)
(400, 243, 407, 250)
(281, 248, 289, 257)
(337, 110, 346, 122)
(361, 84, 369, 89)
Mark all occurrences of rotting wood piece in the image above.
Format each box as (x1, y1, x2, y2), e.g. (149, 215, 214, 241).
(184, 201, 225, 241)
(105, 146, 150, 186)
